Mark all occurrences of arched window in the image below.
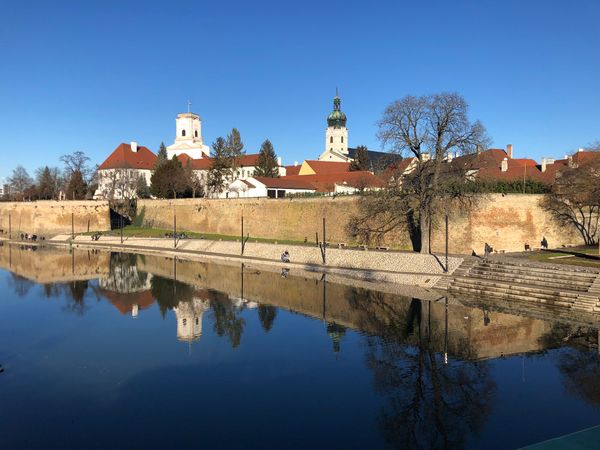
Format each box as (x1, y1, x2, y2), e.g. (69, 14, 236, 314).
(183, 318, 187, 326)
(182, 129, 186, 137)
(341, 136, 344, 143)
(195, 130, 198, 137)
(330, 136, 333, 143)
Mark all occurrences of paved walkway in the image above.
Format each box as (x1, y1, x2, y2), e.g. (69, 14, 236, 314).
(45, 235, 464, 288)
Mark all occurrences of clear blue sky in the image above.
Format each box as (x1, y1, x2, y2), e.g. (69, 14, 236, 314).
(1, 0, 599, 179)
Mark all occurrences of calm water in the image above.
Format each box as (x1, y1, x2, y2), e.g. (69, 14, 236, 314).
(1, 246, 600, 450)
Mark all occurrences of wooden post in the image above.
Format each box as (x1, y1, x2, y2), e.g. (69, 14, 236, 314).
(173, 210, 177, 249)
(322, 217, 326, 264)
(241, 215, 244, 255)
(8, 213, 11, 240)
(445, 213, 449, 273)
(71, 212, 74, 240)
(120, 214, 123, 244)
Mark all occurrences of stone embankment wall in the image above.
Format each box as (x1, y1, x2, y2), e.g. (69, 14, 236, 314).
(0, 200, 110, 238)
(137, 194, 582, 254)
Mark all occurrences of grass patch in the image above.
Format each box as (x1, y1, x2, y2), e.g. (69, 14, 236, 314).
(526, 247, 600, 268)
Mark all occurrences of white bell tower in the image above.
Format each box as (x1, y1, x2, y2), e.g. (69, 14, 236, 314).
(167, 102, 211, 159)
(319, 91, 349, 161)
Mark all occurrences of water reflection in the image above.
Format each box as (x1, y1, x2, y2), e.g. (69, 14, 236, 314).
(1, 244, 600, 449)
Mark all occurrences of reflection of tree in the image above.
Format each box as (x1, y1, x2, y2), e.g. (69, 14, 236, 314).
(209, 291, 246, 349)
(64, 281, 89, 315)
(345, 288, 495, 449)
(542, 322, 600, 407)
(9, 274, 35, 297)
(101, 253, 149, 293)
(557, 348, 600, 407)
(258, 304, 277, 333)
(150, 275, 194, 317)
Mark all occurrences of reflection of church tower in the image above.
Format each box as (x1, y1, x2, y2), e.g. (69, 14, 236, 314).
(326, 322, 347, 353)
(319, 91, 349, 161)
(174, 298, 210, 343)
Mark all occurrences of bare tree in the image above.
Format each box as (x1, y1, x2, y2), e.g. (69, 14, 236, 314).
(60, 150, 91, 178)
(351, 93, 488, 253)
(542, 155, 600, 246)
(8, 166, 33, 201)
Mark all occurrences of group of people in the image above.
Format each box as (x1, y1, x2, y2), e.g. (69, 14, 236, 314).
(20, 233, 40, 242)
(483, 236, 549, 258)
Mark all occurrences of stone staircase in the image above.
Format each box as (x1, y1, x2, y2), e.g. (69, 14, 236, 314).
(439, 258, 600, 313)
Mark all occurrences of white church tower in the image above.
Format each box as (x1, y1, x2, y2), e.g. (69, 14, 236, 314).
(167, 103, 211, 159)
(319, 90, 349, 161)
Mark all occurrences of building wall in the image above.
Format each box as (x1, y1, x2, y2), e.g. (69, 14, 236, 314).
(0, 200, 111, 237)
(137, 194, 584, 253)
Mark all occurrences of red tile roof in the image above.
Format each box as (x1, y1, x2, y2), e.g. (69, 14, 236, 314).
(284, 165, 302, 176)
(101, 289, 155, 315)
(174, 153, 261, 170)
(280, 171, 384, 192)
(98, 143, 157, 170)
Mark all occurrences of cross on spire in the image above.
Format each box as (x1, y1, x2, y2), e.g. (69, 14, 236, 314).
(187, 100, 192, 113)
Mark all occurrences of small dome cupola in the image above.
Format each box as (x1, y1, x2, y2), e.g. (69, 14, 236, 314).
(327, 90, 347, 128)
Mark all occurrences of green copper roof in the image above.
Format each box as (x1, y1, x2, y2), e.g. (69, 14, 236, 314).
(327, 94, 347, 128)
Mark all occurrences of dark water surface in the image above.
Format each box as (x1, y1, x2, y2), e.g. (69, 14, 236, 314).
(1, 246, 600, 449)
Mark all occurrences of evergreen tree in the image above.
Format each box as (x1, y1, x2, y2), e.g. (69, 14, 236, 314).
(254, 139, 279, 177)
(66, 169, 88, 200)
(350, 145, 370, 171)
(156, 142, 168, 167)
(135, 174, 151, 198)
(225, 128, 245, 178)
(150, 155, 186, 198)
(35, 166, 55, 199)
(207, 137, 231, 197)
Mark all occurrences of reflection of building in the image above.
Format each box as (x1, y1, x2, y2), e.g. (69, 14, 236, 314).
(326, 322, 346, 353)
(174, 298, 210, 343)
(99, 257, 154, 317)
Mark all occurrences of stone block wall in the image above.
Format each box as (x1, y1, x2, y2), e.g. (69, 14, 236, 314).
(137, 194, 583, 254)
(0, 200, 110, 237)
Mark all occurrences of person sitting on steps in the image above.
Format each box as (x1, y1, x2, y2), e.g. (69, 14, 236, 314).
(281, 250, 290, 263)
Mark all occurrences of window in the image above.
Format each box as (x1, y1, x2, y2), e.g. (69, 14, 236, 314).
(195, 318, 199, 325)
(341, 136, 344, 143)
(195, 130, 198, 137)
(183, 319, 187, 326)
(330, 136, 333, 143)
(182, 129, 186, 137)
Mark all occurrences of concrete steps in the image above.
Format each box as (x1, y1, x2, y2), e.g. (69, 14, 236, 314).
(444, 257, 600, 313)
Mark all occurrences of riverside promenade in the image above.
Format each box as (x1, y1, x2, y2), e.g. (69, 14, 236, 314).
(44, 234, 464, 288)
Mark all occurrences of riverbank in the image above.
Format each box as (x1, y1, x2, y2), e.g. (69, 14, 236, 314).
(42, 234, 464, 288)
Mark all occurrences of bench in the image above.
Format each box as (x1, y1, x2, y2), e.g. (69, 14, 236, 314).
(337, 243, 347, 249)
(376, 246, 389, 251)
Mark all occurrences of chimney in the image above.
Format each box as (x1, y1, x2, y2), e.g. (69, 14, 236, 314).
(578, 148, 585, 152)
(501, 157, 508, 172)
(446, 152, 453, 162)
(277, 157, 282, 166)
(568, 155, 574, 168)
(130, 141, 138, 153)
(294, 161, 298, 166)
(421, 152, 431, 162)
(541, 157, 554, 173)
(506, 144, 513, 159)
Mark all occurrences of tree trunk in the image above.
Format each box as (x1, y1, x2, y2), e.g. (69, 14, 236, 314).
(420, 209, 430, 254)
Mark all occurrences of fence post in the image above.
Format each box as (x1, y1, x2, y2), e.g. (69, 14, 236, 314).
(8, 212, 11, 240)
(444, 213, 449, 273)
(173, 209, 177, 249)
(71, 212, 74, 240)
(241, 215, 244, 255)
(321, 217, 326, 264)
(120, 214, 124, 244)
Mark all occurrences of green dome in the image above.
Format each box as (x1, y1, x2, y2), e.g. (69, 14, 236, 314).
(327, 95, 347, 128)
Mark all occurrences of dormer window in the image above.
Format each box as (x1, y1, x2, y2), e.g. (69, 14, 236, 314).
(182, 130, 186, 137)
